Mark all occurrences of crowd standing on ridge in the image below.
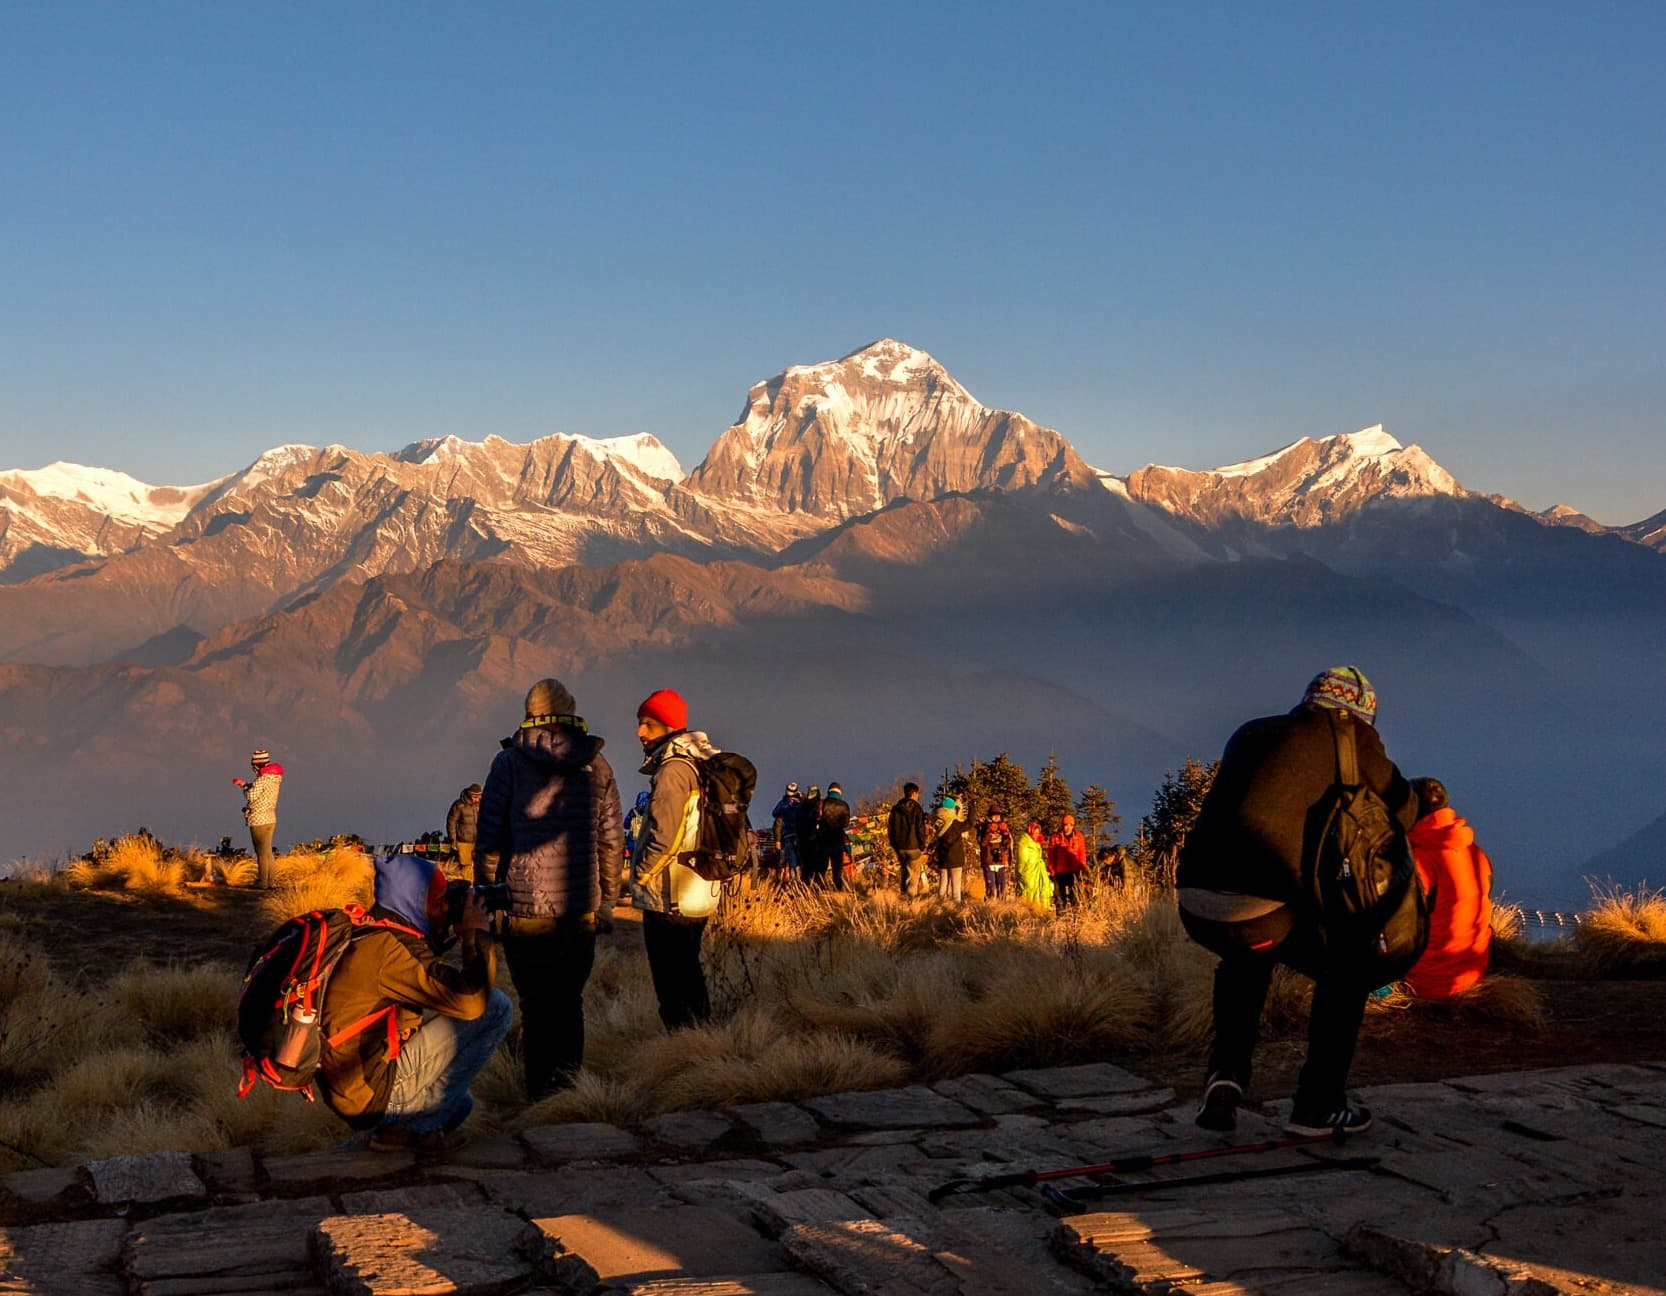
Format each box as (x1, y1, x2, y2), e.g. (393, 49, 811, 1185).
(232, 664, 1497, 1154)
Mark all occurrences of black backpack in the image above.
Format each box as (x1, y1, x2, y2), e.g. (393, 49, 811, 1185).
(683, 751, 757, 882)
(1306, 712, 1430, 985)
(235, 904, 422, 1101)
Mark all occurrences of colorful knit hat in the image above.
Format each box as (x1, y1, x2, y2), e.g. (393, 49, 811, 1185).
(1302, 665, 1377, 724)
(250, 748, 271, 766)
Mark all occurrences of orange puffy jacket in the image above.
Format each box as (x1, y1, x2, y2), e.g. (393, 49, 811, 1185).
(1404, 807, 1493, 999)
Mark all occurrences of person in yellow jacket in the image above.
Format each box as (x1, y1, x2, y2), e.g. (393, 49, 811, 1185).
(1015, 819, 1054, 910)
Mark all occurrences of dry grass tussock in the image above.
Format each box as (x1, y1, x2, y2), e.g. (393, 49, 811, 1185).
(257, 846, 375, 926)
(63, 834, 214, 894)
(1573, 885, 1666, 976)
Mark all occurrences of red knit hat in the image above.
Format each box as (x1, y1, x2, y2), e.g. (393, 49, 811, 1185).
(636, 688, 688, 731)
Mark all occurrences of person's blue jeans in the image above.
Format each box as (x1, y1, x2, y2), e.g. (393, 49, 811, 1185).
(381, 988, 512, 1134)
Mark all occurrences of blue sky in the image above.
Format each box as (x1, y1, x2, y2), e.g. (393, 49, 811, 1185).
(2, 3, 1662, 523)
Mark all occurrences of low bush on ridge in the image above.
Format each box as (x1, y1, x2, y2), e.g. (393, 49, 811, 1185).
(9, 853, 1660, 1172)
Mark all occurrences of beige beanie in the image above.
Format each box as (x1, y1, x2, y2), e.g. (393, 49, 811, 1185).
(524, 678, 576, 719)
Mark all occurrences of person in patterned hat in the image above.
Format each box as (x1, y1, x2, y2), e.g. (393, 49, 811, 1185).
(233, 748, 284, 889)
(1175, 665, 1417, 1139)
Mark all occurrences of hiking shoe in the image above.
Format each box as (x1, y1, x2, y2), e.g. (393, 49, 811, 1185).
(412, 1127, 470, 1154)
(367, 1124, 415, 1152)
(1195, 1073, 1243, 1132)
(1284, 1103, 1373, 1138)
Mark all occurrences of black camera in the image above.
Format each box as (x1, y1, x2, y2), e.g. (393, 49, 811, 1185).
(444, 879, 512, 924)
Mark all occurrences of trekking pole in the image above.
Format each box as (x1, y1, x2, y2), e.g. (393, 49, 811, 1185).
(1042, 1156, 1379, 1210)
(926, 1129, 1348, 1202)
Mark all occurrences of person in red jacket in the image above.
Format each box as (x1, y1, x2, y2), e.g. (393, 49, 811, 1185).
(1404, 777, 1493, 999)
(1047, 814, 1088, 909)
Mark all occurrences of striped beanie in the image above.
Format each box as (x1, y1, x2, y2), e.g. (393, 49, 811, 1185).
(250, 748, 272, 766)
(1302, 666, 1377, 724)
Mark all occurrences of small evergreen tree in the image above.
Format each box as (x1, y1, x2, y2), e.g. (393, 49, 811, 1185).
(1028, 753, 1074, 832)
(1136, 756, 1219, 886)
(941, 753, 1031, 829)
(1075, 783, 1120, 852)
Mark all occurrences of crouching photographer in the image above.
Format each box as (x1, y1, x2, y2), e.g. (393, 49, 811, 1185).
(477, 678, 623, 1100)
(316, 851, 511, 1152)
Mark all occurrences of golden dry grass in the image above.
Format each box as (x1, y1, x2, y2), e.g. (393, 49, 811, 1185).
(5, 864, 1655, 1171)
(63, 834, 209, 894)
(1574, 885, 1666, 976)
(257, 845, 375, 925)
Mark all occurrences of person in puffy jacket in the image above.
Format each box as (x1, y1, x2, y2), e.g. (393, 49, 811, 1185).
(1403, 777, 1493, 1000)
(1015, 819, 1054, 910)
(1177, 665, 1417, 1140)
(933, 798, 969, 902)
(233, 748, 284, 890)
(447, 784, 482, 881)
(814, 783, 851, 890)
(1047, 814, 1088, 909)
(981, 807, 1014, 900)
(629, 688, 724, 1030)
(476, 678, 622, 1099)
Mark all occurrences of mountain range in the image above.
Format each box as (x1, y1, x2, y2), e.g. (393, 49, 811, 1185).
(3, 339, 1662, 905)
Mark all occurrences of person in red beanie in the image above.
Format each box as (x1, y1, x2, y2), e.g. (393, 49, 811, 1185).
(1404, 778, 1493, 1000)
(628, 688, 721, 1029)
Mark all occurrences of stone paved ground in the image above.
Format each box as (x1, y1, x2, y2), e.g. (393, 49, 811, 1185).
(3, 1060, 1665, 1295)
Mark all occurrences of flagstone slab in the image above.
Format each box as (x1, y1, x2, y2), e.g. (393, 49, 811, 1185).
(481, 1168, 676, 1218)
(648, 1159, 790, 1187)
(802, 1086, 979, 1131)
(339, 1183, 486, 1215)
(624, 1275, 835, 1296)
(521, 1122, 641, 1163)
(1054, 1087, 1176, 1117)
(779, 1217, 962, 1296)
(196, 1145, 260, 1194)
(264, 1147, 414, 1185)
(643, 1110, 736, 1151)
(1002, 1063, 1154, 1100)
(1053, 1207, 1398, 1296)
(930, 1074, 1040, 1116)
(123, 1196, 334, 1290)
(314, 1206, 535, 1296)
(727, 1102, 820, 1147)
(0, 1165, 82, 1206)
(443, 1134, 529, 1170)
(528, 1204, 786, 1290)
(86, 1151, 206, 1205)
(0, 1218, 127, 1296)
(848, 1185, 1103, 1295)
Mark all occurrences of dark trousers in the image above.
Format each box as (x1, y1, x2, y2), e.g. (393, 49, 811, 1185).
(249, 822, 277, 889)
(1053, 870, 1079, 909)
(983, 864, 1009, 899)
(641, 910, 711, 1031)
(503, 914, 597, 1100)
(1184, 909, 1370, 1114)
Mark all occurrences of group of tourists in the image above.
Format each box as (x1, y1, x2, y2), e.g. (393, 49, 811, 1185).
(245, 663, 1493, 1154)
(275, 680, 733, 1152)
(873, 784, 1110, 910)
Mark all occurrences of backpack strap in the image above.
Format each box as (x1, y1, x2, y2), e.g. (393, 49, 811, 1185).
(1332, 710, 1361, 787)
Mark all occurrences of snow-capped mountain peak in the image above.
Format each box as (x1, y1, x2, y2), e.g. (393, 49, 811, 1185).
(683, 339, 1090, 530)
(0, 461, 214, 529)
(1123, 425, 1466, 530)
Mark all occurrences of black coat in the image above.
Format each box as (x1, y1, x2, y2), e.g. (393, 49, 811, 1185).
(887, 797, 927, 852)
(1178, 705, 1416, 904)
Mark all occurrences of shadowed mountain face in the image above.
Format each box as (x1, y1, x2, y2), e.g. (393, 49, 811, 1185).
(1, 343, 1662, 905)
